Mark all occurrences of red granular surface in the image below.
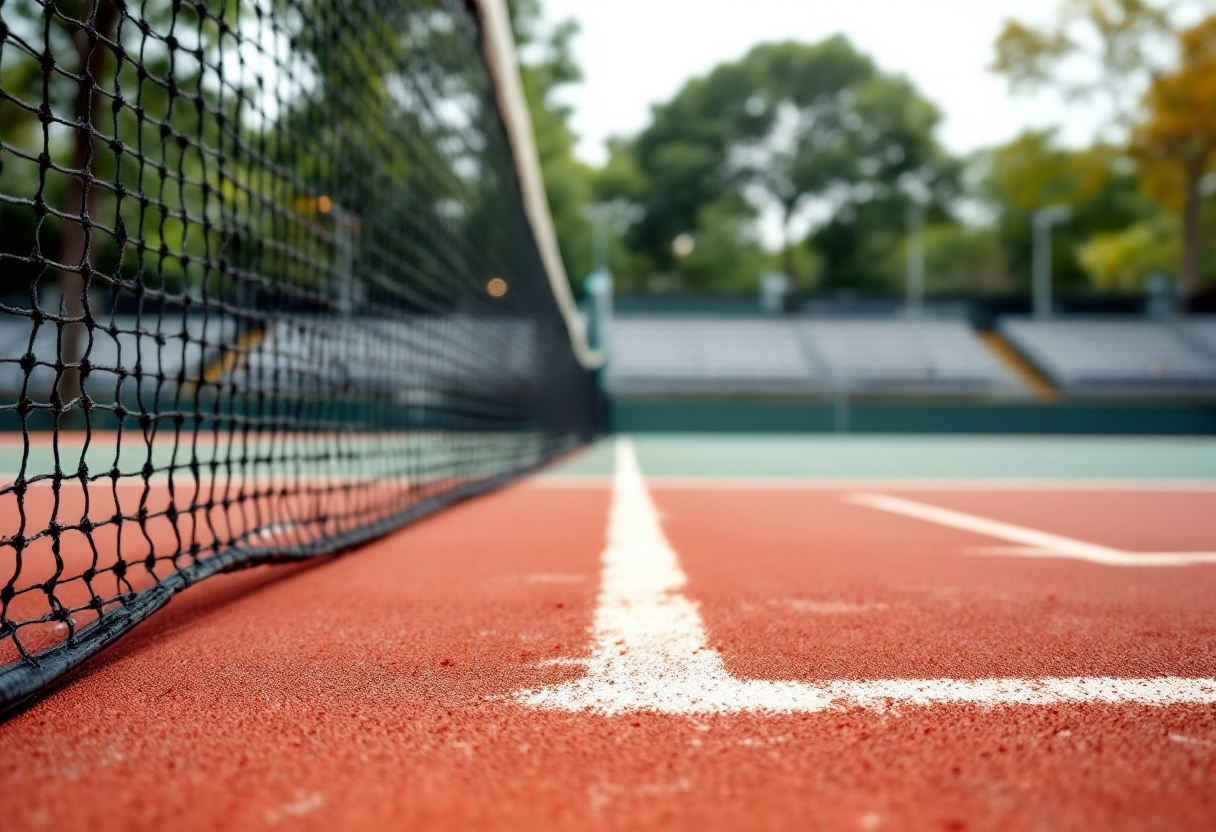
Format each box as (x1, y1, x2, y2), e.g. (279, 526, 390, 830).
(0, 482, 1213, 831)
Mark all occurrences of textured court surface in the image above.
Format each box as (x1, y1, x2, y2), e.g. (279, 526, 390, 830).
(2, 435, 1215, 831)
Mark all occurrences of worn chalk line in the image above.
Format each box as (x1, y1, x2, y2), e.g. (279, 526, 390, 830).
(848, 492, 1216, 567)
(514, 438, 1216, 715)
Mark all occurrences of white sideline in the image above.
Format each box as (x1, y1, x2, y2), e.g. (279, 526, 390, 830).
(848, 492, 1216, 567)
(515, 439, 1216, 715)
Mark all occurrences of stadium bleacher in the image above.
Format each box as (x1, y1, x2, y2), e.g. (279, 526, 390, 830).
(605, 318, 820, 395)
(1179, 319, 1216, 359)
(795, 319, 1023, 394)
(0, 314, 236, 402)
(8, 310, 1214, 406)
(605, 316, 1023, 397)
(999, 318, 1216, 395)
(0, 311, 544, 420)
(230, 317, 541, 398)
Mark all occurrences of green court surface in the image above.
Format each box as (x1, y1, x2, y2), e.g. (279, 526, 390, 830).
(7, 433, 1215, 483)
(0, 432, 554, 481)
(548, 435, 1216, 481)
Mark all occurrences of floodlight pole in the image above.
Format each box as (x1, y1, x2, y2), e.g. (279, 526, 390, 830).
(583, 203, 614, 273)
(1032, 205, 1071, 320)
(907, 201, 925, 318)
(585, 269, 613, 359)
(328, 201, 358, 317)
(592, 217, 608, 273)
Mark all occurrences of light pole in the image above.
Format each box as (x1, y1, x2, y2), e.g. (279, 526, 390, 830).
(907, 200, 925, 318)
(581, 202, 638, 360)
(582, 200, 641, 273)
(1032, 204, 1071, 320)
(900, 177, 930, 319)
(584, 205, 611, 273)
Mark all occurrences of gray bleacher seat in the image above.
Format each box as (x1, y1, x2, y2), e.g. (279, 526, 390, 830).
(605, 318, 819, 395)
(605, 316, 1022, 396)
(1178, 318, 1216, 358)
(1000, 318, 1216, 394)
(796, 319, 1022, 394)
(0, 310, 538, 406)
(231, 316, 539, 398)
(0, 318, 37, 393)
(0, 313, 235, 403)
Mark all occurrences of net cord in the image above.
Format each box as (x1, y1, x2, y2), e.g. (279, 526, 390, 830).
(472, 0, 604, 371)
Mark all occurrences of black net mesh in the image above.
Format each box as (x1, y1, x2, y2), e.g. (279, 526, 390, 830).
(0, 0, 599, 712)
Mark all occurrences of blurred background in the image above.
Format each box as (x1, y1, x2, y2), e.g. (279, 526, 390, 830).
(2, 0, 1214, 434)
(514, 0, 1216, 433)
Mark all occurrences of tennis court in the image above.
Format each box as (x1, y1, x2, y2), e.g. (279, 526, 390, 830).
(2, 0, 1215, 828)
(1, 434, 1215, 830)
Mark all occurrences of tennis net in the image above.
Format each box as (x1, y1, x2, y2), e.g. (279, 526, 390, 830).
(0, 0, 602, 714)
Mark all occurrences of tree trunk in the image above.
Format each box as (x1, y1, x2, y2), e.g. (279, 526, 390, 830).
(1179, 157, 1204, 312)
(55, 0, 120, 409)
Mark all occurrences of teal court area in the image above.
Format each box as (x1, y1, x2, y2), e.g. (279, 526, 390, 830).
(545, 434, 1216, 482)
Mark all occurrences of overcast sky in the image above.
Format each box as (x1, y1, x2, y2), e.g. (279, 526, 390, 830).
(542, 0, 1138, 166)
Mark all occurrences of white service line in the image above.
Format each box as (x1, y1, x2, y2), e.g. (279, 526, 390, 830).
(848, 492, 1216, 567)
(515, 438, 1216, 715)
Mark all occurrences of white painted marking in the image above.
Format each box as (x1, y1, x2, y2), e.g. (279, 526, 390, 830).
(524, 573, 588, 584)
(515, 439, 1216, 715)
(264, 793, 324, 824)
(849, 493, 1216, 567)
(254, 521, 301, 540)
(1169, 733, 1213, 748)
(770, 599, 888, 615)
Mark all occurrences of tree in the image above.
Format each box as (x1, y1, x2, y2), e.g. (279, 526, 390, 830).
(993, 0, 1173, 134)
(508, 0, 598, 286)
(673, 194, 775, 293)
(1131, 14, 1216, 300)
(271, 0, 508, 311)
(875, 223, 1012, 295)
(1, 0, 120, 404)
(981, 130, 1155, 291)
(1078, 217, 1181, 291)
(0, 0, 241, 404)
(617, 37, 956, 292)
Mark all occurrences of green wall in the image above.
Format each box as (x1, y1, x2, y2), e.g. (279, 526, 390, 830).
(610, 400, 1216, 435)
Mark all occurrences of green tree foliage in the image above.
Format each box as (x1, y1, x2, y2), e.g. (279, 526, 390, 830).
(672, 194, 775, 293)
(1, 0, 239, 399)
(606, 37, 957, 293)
(1130, 13, 1216, 298)
(0, 1, 527, 302)
(881, 224, 1011, 295)
(0, 1, 253, 296)
(980, 130, 1155, 291)
(508, 0, 597, 287)
(993, 1, 1216, 297)
(271, 0, 517, 308)
(1079, 216, 1182, 291)
(993, 0, 1172, 130)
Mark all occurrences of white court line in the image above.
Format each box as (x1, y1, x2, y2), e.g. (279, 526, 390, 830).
(848, 493, 1216, 567)
(515, 438, 1216, 715)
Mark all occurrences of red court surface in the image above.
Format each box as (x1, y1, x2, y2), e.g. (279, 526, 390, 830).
(0, 471, 441, 662)
(1, 468, 1215, 830)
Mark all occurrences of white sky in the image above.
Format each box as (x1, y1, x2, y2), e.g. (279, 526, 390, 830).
(544, 0, 1121, 166)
